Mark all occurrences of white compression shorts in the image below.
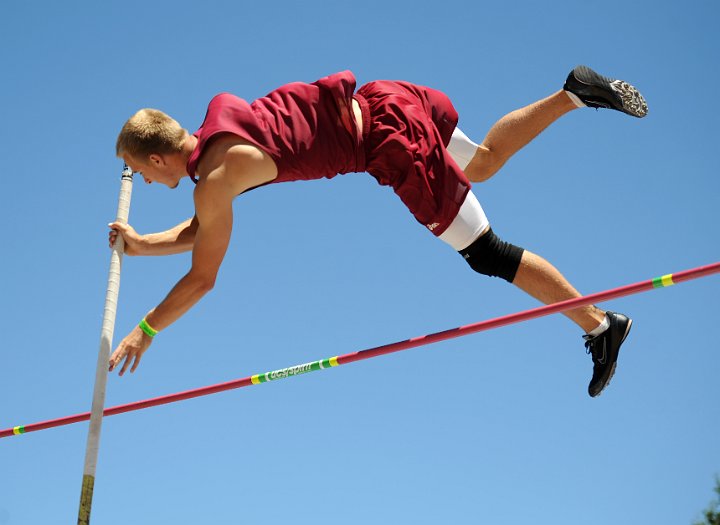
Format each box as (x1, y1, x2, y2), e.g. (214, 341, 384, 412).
(439, 128, 490, 251)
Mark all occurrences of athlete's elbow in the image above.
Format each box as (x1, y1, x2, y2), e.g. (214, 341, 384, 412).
(189, 271, 218, 294)
(198, 278, 216, 294)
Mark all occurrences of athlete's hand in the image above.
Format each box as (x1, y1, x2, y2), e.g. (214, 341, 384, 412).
(109, 326, 153, 376)
(108, 222, 144, 255)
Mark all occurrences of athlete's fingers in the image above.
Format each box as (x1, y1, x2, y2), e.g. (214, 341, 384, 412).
(109, 348, 123, 372)
(108, 222, 125, 248)
(130, 354, 142, 373)
(118, 350, 134, 376)
(108, 221, 128, 231)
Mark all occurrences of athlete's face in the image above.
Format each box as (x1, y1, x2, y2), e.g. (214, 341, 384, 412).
(123, 153, 182, 189)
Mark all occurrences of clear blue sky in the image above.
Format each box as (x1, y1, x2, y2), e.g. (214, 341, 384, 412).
(1, 1, 718, 524)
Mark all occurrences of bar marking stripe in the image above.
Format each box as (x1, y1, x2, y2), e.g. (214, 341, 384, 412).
(653, 274, 675, 288)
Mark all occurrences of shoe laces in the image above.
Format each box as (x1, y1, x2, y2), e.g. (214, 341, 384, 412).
(583, 333, 610, 367)
(583, 334, 597, 356)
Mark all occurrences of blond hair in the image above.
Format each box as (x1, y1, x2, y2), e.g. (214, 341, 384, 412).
(116, 109, 188, 159)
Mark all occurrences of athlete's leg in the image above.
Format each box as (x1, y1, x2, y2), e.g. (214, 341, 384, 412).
(455, 224, 605, 333)
(463, 64, 648, 184)
(446, 138, 605, 334)
(509, 247, 633, 396)
(444, 65, 646, 395)
(511, 250, 605, 333)
(455, 217, 629, 397)
(464, 90, 577, 183)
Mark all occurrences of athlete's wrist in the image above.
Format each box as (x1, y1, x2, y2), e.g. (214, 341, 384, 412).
(138, 317, 159, 337)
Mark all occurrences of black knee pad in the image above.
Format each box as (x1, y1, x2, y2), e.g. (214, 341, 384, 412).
(459, 227, 524, 283)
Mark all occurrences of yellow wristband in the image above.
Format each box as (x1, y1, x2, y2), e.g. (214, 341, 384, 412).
(138, 318, 158, 337)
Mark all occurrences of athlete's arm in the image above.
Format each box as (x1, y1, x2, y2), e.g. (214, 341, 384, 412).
(109, 140, 278, 375)
(108, 216, 199, 256)
(109, 177, 233, 375)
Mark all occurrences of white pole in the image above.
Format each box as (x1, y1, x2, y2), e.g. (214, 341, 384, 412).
(77, 165, 134, 525)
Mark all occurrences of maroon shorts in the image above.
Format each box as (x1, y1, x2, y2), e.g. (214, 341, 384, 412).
(355, 80, 471, 237)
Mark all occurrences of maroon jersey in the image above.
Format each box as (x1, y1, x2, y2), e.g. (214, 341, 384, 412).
(187, 70, 365, 184)
(187, 71, 471, 237)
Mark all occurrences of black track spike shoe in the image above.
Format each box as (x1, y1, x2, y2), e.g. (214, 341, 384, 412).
(584, 312, 633, 397)
(564, 65, 648, 118)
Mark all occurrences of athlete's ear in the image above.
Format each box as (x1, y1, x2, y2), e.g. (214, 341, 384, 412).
(148, 153, 165, 167)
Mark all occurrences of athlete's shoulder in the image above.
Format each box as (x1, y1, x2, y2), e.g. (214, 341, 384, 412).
(206, 92, 249, 113)
(209, 92, 244, 103)
(196, 136, 277, 193)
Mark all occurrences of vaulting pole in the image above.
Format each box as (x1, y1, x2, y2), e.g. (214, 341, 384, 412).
(76, 166, 133, 525)
(3, 261, 717, 441)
